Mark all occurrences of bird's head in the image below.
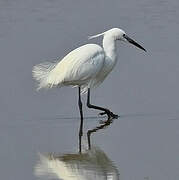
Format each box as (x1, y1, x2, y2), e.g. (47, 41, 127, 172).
(89, 28, 146, 52)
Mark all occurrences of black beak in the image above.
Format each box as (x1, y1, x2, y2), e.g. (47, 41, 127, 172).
(124, 35, 146, 52)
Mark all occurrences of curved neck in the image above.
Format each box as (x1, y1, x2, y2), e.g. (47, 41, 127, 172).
(103, 36, 117, 62)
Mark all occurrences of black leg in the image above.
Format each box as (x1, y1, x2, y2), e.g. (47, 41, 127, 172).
(78, 87, 83, 153)
(87, 88, 118, 119)
(87, 131, 91, 150)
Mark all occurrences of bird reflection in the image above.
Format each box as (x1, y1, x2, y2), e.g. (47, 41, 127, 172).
(35, 146, 119, 180)
(34, 118, 119, 180)
(79, 117, 115, 153)
(87, 118, 114, 150)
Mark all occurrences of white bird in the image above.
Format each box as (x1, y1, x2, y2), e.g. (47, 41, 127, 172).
(34, 146, 119, 180)
(32, 28, 146, 146)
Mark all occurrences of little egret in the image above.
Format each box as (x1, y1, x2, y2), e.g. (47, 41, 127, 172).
(32, 28, 146, 139)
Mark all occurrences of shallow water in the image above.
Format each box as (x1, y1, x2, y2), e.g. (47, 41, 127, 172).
(0, 0, 179, 179)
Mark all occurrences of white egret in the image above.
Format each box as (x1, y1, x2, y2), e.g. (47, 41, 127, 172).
(32, 28, 146, 141)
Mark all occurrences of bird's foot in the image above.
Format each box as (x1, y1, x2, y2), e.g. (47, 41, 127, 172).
(99, 111, 119, 119)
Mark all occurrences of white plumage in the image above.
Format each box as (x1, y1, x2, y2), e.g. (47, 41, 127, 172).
(33, 44, 105, 93)
(32, 28, 134, 93)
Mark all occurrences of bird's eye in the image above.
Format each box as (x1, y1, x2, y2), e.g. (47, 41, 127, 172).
(123, 34, 126, 37)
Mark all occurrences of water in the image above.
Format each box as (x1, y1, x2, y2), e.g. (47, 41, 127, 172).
(0, 0, 179, 179)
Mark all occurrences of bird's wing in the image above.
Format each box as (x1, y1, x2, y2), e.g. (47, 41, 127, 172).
(48, 44, 105, 87)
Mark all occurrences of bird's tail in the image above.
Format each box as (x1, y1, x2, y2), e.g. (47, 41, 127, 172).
(32, 61, 58, 90)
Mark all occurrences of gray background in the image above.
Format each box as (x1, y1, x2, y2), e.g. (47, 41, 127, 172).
(0, 0, 179, 179)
